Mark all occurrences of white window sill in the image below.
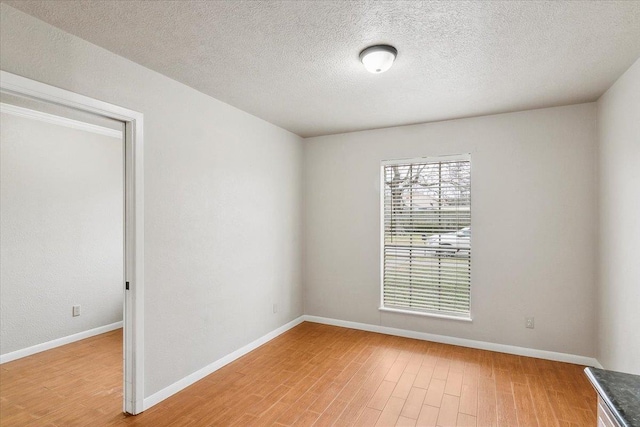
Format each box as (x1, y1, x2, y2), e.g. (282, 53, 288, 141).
(379, 306, 473, 322)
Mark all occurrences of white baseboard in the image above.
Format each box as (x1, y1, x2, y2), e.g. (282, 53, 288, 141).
(0, 321, 123, 364)
(143, 316, 305, 411)
(303, 315, 603, 368)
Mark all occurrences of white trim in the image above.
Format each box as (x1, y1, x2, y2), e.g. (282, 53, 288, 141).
(303, 315, 603, 368)
(1, 70, 145, 415)
(143, 316, 305, 411)
(0, 103, 122, 138)
(379, 164, 385, 311)
(381, 153, 471, 166)
(379, 306, 473, 322)
(0, 321, 122, 364)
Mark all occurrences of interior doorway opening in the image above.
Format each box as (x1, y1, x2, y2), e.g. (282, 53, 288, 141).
(0, 71, 144, 415)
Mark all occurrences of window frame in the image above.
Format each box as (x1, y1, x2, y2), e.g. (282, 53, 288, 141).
(379, 154, 473, 322)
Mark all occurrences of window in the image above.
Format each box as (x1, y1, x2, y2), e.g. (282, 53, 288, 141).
(381, 155, 471, 319)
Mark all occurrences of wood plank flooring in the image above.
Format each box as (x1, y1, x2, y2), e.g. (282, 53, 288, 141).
(0, 322, 596, 426)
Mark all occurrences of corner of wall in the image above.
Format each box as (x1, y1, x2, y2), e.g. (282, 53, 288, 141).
(592, 57, 640, 374)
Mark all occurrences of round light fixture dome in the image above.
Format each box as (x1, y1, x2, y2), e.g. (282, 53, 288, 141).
(359, 45, 397, 74)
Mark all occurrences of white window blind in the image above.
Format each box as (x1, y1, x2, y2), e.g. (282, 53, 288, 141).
(382, 155, 471, 318)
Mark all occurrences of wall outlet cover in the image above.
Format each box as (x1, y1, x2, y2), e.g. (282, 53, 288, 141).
(525, 316, 534, 329)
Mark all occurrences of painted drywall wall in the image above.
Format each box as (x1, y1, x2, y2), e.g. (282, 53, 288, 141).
(0, 4, 303, 396)
(304, 103, 599, 358)
(596, 58, 640, 375)
(0, 112, 123, 355)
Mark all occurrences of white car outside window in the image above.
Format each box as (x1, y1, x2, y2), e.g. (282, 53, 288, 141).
(423, 227, 470, 257)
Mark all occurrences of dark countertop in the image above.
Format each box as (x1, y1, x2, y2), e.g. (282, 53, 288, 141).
(585, 367, 640, 427)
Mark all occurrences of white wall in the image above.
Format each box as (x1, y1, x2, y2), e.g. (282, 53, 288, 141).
(0, 4, 303, 396)
(0, 112, 123, 355)
(304, 103, 599, 358)
(596, 58, 640, 375)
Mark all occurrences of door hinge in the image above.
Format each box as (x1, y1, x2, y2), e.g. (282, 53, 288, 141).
(126, 281, 130, 290)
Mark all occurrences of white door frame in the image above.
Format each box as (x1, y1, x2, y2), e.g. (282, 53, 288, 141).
(0, 70, 145, 415)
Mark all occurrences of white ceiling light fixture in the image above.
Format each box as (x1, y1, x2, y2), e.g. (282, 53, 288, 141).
(359, 45, 397, 74)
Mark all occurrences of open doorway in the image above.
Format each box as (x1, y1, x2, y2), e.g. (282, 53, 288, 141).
(0, 71, 144, 415)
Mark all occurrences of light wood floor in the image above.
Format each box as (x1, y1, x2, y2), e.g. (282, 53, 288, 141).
(0, 322, 596, 426)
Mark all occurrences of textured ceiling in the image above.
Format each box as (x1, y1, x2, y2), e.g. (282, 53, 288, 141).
(4, 1, 640, 137)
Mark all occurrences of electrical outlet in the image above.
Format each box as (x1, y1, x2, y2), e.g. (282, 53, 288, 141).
(73, 305, 81, 317)
(525, 316, 534, 329)
(273, 303, 278, 314)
